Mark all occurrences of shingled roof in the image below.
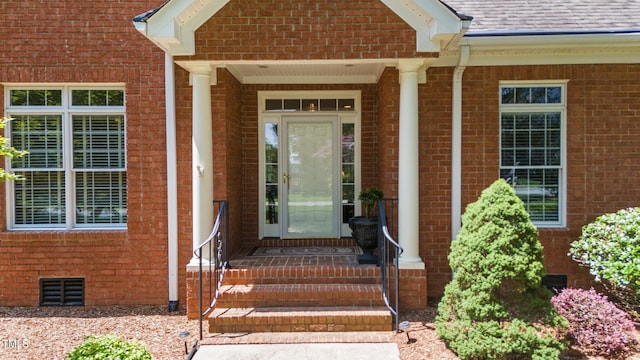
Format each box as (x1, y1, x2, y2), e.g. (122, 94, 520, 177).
(442, 0, 640, 34)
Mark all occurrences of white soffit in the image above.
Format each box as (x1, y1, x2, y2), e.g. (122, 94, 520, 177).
(176, 60, 393, 84)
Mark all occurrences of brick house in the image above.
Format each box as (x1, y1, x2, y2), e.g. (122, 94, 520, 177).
(1, 0, 639, 319)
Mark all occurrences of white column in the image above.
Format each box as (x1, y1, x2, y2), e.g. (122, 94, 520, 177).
(397, 59, 425, 270)
(190, 66, 215, 263)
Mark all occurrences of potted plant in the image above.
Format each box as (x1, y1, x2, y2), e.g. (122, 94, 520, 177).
(349, 186, 384, 264)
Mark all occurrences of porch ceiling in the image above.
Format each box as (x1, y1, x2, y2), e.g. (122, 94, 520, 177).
(226, 61, 387, 84)
(176, 59, 407, 84)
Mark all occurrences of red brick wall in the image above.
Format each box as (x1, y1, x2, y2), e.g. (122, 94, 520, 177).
(377, 68, 400, 198)
(0, 0, 168, 306)
(177, 0, 426, 62)
(443, 64, 640, 295)
(416, 67, 455, 296)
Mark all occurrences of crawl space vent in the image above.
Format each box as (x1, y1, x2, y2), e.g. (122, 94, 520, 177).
(40, 278, 85, 306)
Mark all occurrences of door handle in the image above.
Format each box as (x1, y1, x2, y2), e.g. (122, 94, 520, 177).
(283, 172, 288, 184)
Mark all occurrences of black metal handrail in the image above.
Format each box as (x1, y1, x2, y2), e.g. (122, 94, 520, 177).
(378, 198, 403, 332)
(193, 200, 230, 341)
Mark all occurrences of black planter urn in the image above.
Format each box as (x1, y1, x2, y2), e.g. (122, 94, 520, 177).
(348, 216, 379, 264)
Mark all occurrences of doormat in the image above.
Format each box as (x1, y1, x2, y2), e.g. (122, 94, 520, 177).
(247, 246, 363, 257)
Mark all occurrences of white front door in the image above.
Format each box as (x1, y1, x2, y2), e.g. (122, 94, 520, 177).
(282, 117, 339, 237)
(259, 91, 361, 239)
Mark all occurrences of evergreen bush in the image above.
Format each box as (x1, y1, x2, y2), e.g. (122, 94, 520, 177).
(569, 207, 640, 318)
(66, 335, 153, 360)
(436, 179, 566, 359)
(551, 288, 638, 358)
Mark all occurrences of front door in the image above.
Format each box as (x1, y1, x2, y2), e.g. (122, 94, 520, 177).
(259, 91, 360, 239)
(283, 117, 339, 237)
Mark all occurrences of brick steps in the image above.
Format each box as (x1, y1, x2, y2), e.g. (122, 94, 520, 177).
(208, 306, 392, 333)
(216, 284, 386, 308)
(223, 266, 380, 285)
(206, 244, 393, 334)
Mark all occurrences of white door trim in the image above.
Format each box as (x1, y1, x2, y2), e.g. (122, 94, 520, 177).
(257, 90, 361, 239)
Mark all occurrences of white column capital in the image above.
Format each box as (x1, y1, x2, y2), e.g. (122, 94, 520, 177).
(396, 58, 434, 84)
(176, 60, 217, 85)
(396, 58, 426, 73)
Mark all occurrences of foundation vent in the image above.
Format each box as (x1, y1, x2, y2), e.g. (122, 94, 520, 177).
(542, 274, 567, 293)
(40, 278, 85, 306)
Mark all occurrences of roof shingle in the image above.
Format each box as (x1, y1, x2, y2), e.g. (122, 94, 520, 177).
(442, 0, 640, 33)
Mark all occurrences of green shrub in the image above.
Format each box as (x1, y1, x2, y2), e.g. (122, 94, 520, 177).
(66, 335, 152, 360)
(436, 179, 566, 359)
(569, 207, 640, 318)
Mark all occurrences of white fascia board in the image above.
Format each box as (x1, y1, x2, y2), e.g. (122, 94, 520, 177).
(413, 0, 465, 35)
(143, 0, 229, 56)
(434, 33, 640, 67)
(463, 32, 640, 50)
(380, 0, 464, 52)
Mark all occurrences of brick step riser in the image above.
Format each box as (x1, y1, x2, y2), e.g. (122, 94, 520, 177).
(254, 238, 359, 247)
(223, 269, 381, 285)
(224, 277, 380, 285)
(217, 298, 385, 308)
(209, 317, 392, 333)
(217, 285, 385, 308)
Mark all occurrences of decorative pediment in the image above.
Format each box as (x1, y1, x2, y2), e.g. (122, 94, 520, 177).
(133, 0, 470, 55)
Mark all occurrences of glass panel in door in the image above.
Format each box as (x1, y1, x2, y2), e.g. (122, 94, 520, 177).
(284, 118, 338, 237)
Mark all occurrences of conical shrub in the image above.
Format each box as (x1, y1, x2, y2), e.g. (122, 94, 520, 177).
(436, 179, 566, 359)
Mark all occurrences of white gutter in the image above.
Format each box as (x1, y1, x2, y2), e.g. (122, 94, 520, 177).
(165, 53, 179, 310)
(451, 45, 469, 241)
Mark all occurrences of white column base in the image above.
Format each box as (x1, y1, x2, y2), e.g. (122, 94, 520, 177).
(398, 256, 426, 270)
(186, 258, 215, 271)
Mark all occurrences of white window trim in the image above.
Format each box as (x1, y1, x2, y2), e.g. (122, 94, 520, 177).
(499, 80, 568, 228)
(4, 85, 127, 230)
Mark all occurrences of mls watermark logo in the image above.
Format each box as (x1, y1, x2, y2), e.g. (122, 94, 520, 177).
(2, 338, 29, 350)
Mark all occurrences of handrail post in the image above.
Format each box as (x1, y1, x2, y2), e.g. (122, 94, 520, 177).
(378, 198, 403, 332)
(194, 200, 230, 341)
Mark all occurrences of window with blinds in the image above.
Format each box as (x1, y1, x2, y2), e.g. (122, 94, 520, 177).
(499, 83, 566, 227)
(5, 87, 127, 229)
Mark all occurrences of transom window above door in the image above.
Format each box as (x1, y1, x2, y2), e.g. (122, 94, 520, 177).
(265, 98, 356, 112)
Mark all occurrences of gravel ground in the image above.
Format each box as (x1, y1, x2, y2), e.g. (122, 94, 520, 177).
(0, 306, 201, 360)
(1, 305, 638, 360)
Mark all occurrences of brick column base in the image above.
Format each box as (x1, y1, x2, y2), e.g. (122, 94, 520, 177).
(399, 268, 428, 310)
(186, 268, 214, 320)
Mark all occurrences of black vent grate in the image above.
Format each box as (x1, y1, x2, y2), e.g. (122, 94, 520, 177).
(40, 278, 85, 306)
(542, 274, 567, 293)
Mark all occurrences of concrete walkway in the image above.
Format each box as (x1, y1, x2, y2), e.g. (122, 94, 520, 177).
(192, 342, 400, 360)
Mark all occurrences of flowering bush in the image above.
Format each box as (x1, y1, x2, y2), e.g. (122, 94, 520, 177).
(552, 288, 638, 358)
(569, 207, 640, 317)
